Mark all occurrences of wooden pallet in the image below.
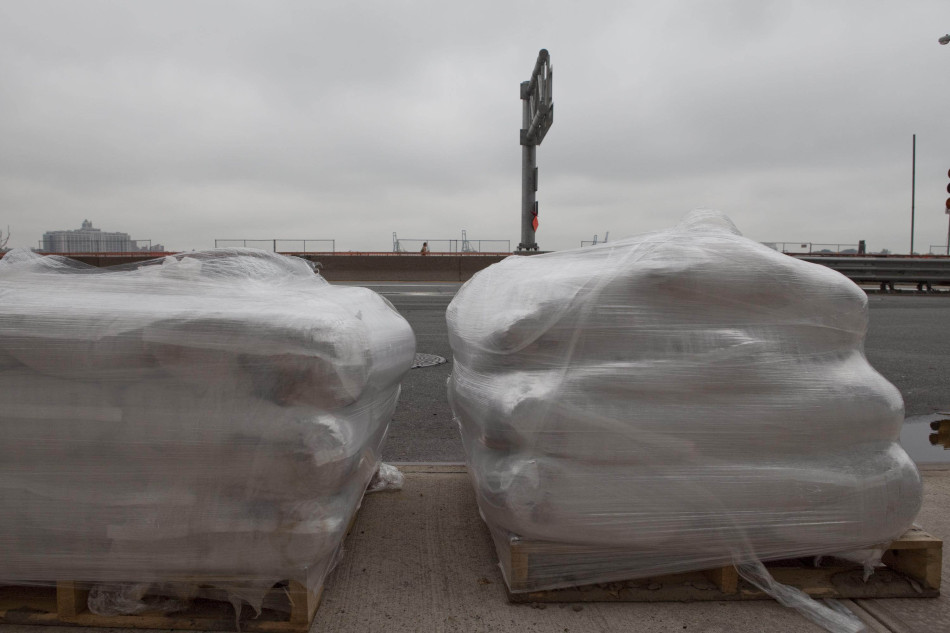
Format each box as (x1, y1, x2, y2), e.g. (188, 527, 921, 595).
(503, 527, 942, 602)
(0, 465, 378, 630)
(0, 580, 320, 632)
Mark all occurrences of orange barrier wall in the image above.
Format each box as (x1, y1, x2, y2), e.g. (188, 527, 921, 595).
(4, 252, 515, 282)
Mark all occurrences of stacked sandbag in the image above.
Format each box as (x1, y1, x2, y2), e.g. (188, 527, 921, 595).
(447, 210, 922, 591)
(0, 248, 415, 611)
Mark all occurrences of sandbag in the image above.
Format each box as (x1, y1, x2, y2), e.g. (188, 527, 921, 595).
(0, 248, 416, 613)
(447, 211, 922, 596)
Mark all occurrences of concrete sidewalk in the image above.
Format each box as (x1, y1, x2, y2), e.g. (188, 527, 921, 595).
(1, 466, 946, 633)
(310, 465, 949, 633)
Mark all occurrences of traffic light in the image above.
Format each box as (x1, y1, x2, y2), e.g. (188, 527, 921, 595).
(532, 202, 539, 232)
(946, 168, 950, 211)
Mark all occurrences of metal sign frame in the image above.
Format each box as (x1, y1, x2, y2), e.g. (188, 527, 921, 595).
(518, 49, 553, 251)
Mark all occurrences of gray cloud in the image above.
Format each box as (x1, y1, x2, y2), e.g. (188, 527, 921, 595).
(1, 0, 949, 254)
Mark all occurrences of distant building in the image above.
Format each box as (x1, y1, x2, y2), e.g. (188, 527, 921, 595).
(40, 220, 164, 253)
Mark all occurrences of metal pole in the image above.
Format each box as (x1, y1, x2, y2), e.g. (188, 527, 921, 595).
(521, 82, 537, 250)
(521, 147, 536, 249)
(946, 215, 949, 256)
(911, 134, 916, 255)
(517, 50, 552, 252)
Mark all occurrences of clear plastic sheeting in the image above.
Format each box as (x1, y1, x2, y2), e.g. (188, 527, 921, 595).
(0, 248, 416, 614)
(367, 462, 405, 493)
(736, 561, 866, 633)
(447, 211, 921, 632)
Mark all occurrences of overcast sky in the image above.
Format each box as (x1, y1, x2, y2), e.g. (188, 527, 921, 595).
(2, 1, 949, 254)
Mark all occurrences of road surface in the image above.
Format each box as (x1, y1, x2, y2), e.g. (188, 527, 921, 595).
(342, 283, 950, 463)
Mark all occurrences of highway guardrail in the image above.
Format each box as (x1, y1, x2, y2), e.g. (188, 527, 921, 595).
(795, 256, 950, 290)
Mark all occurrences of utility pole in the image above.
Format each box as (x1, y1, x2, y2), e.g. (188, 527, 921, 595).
(911, 134, 916, 255)
(945, 168, 950, 255)
(518, 49, 554, 251)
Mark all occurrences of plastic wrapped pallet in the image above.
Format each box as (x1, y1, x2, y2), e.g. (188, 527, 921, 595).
(447, 211, 921, 632)
(0, 248, 416, 616)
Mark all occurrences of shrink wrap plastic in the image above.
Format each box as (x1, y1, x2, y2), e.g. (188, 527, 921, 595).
(0, 248, 416, 614)
(447, 212, 920, 631)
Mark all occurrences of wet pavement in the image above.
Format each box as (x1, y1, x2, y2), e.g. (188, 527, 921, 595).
(903, 414, 950, 465)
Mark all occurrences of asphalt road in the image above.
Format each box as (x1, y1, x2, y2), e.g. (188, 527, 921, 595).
(864, 294, 950, 416)
(344, 283, 950, 463)
(357, 283, 461, 462)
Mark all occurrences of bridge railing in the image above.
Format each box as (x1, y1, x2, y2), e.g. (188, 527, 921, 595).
(795, 255, 950, 287)
(214, 239, 336, 253)
(763, 242, 860, 254)
(393, 239, 511, 254)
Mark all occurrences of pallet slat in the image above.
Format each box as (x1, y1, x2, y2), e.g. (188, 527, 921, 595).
(0, 581, 322, 632)
(287, 580, 321, 627)
(882, 544, 943, 590)
(503, 527, 942, 602)
(56, 581, 88, 618)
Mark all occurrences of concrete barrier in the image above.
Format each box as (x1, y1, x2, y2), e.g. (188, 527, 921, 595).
(1, 252, 514, 281)
(296, 254, 511, 282)
(11, 251, 950, 285)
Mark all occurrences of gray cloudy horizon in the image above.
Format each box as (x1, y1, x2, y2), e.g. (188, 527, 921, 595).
(2, 1, 949, 254)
